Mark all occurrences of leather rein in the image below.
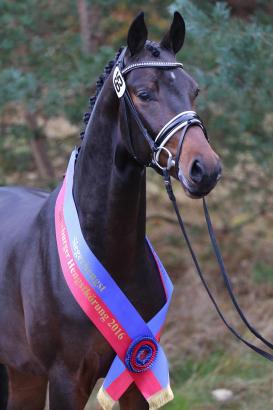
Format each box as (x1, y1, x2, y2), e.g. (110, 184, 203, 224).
(113, 48, 273, 362)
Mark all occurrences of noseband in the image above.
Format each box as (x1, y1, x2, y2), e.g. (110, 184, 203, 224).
(113, 48, 208, 175)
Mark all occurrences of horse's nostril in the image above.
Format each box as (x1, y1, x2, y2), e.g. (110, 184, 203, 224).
(190, 160, 204, 183)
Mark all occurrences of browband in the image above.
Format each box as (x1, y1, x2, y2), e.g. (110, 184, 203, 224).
(121, 61, 183, 75)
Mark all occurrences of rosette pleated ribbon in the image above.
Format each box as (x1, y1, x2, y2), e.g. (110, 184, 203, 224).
(55, 150, 174, 409)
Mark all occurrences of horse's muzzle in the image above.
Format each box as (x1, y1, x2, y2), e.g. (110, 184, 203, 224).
(179, 158, 222, 198)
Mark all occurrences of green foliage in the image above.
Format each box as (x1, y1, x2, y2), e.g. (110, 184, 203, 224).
(171, 351, 223, 384)
(171, 0, 273, 169)
(0, 0, 175, 184)
(0, 0, 115, 121)
(252, 262, 273, 284)
(0, 0, 117, 183)
(1, 0, 273, 212)
(166, 350, 273, 409)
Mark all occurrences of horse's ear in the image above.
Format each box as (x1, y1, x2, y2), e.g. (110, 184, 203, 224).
(127, 12, 148, 56)
(160, 11, 185, 54)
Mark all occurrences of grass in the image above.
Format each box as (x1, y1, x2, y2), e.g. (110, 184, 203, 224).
(165, 349, 273, 410)
(84, 349, 273, 410)
(252, 263, 273, 284)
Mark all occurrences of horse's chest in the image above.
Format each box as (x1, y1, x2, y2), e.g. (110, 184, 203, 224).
(119, 275, 166, 323)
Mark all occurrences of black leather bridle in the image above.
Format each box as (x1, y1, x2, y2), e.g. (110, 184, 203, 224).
(113, 48, 273, 363)
(114, 48, 208, 176)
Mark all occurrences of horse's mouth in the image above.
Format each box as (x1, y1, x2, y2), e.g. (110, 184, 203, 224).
(178, 171, 219, 199)
(184, 187, 210, 199)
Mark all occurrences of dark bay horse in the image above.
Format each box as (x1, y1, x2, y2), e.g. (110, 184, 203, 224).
(0, 12, 221, 410)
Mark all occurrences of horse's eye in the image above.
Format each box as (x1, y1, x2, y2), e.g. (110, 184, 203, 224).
(137, 91, 151, 102)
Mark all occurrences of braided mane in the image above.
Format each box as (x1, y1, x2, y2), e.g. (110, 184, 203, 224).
(80, 47, 124, 140)
(80, 42, 160, 140)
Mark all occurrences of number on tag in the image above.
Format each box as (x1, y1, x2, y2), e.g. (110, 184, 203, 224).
(113, 66, 126, 98)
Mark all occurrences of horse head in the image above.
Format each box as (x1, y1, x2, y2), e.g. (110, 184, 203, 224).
(120, 11, 222, 198)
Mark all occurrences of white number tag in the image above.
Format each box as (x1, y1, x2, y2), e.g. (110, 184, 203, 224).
(113, 66, 126, 98)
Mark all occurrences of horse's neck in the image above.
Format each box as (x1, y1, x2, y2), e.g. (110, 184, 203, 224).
(73, 84, 148, 282)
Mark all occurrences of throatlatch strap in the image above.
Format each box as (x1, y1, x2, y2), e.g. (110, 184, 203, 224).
(55, 151, 174, 410)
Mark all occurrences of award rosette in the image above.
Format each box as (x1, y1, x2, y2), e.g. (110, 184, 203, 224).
(55, 150, 174, 409)
(125, 336, 158, 373)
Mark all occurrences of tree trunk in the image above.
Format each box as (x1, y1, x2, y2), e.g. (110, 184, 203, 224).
(227, 0, 256, 18)
(77, 0, 101, 55)
(29, 136, 55, 181)
(25, 112, 55, 181)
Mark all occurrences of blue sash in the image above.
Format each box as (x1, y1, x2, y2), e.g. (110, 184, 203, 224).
(55, 150, 174, 409)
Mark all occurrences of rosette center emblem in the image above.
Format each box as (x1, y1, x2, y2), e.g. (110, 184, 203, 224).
(125, 336, 158, 373)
